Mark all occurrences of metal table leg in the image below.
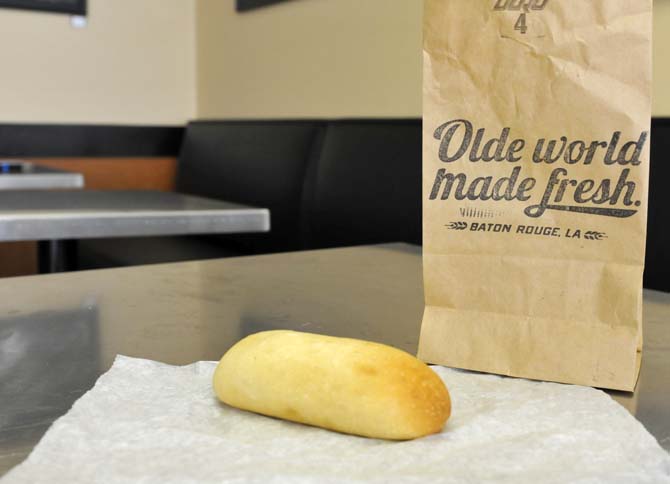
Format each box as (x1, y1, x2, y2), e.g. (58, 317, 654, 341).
(38, 240, 77, 273)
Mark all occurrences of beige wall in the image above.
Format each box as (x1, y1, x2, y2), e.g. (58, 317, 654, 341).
(1, 0, 669, 124)
(197, 0, 670, 119)
(0, 0, 196, 125)
(654, 0, 670, 117)
(196, 0, 422, 119)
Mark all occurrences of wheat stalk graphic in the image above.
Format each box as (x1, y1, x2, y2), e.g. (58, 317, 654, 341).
(584, 231, 607, 241)
(445, 222, 468, 230)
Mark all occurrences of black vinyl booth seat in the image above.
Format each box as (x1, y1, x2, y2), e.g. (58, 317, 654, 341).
(76, 119, 423, 268)
(77, 118, 668, 293)
(645, 119, 670, 292)
(302, 122, 422, 249)
(177, 121, 320, 254)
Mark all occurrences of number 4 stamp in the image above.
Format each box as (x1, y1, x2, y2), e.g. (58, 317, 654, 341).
(493, 0, 549, 35)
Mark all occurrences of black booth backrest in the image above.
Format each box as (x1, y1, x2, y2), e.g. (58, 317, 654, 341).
(176, 121, 320, 253)
(303, 120, 422, 249)
(175, 119, 667, 292)
(645, 120, 670, 292)
(176, 119, 422, 253)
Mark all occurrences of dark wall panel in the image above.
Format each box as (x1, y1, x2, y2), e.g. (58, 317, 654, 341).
(646, 118, 670, 292)
(0, 0, 86, 15)
(236, 0, 291, 12)
(0, 124, 184, 157)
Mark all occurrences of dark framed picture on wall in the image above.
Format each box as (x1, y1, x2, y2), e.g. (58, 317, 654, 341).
(236, 0, 291, 12)
(0, 0, 86, 15)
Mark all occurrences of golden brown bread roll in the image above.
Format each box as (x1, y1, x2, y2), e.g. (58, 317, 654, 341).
(213, 330, 451, 440)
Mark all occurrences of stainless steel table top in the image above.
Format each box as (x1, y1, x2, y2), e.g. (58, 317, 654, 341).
(0, 243, 667, 476)
(0, 161, 83, 190)
(0, 190, 269, 241)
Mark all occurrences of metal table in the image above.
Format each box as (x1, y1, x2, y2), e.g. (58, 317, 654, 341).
(0, 190, 270, 272)
(0, 243, 667, 476)
(0, 161, 83, 190)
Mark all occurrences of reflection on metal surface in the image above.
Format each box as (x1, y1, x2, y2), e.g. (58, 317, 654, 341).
(0, 305, 100, 472)
(0, 243, 668, 477)
(623, 290, 670, 449)
(0, 190, 269, 241)
(0, 162, 84, 191)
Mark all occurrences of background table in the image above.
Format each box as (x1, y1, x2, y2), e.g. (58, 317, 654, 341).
(0, 243, 667, 476)
(0, 161, 83, 190)
(0, 190, 269, 272)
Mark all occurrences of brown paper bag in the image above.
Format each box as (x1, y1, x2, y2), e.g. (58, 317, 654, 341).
(419, 0, 652, 391)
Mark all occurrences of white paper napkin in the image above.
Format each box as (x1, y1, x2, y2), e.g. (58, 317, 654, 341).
(3, 355, 669, 483)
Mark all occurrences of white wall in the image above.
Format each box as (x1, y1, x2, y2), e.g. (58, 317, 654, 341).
(196, 0, 423, 119)
(1, 0, 669, 124)
(197, 0, 670, 119)
(0, 0, 196, 125)
(653, 0, 670, 116)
